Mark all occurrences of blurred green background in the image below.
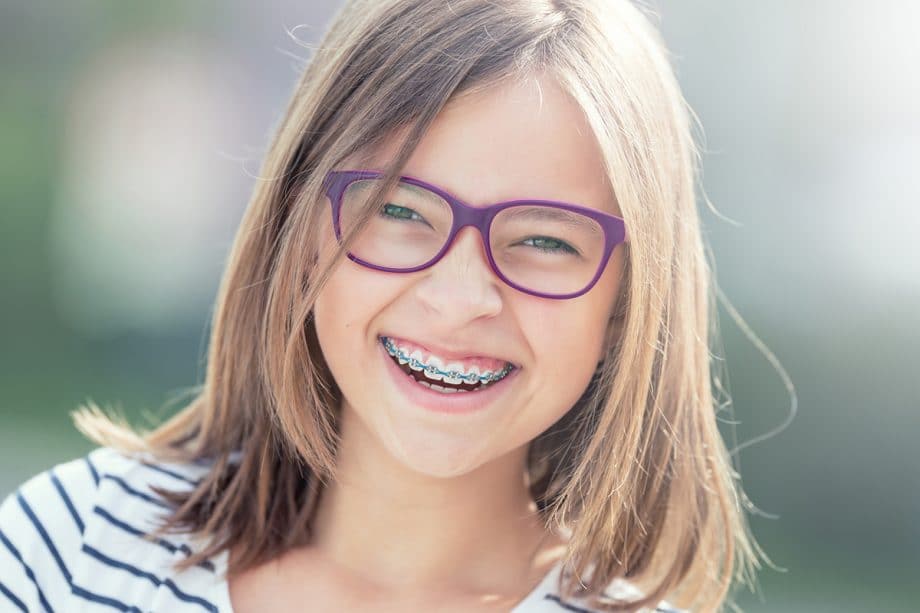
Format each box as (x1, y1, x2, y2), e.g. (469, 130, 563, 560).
(1, 1, 917, 611)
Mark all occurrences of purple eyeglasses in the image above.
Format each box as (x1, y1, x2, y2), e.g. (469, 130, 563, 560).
(323, 169, 627, 299)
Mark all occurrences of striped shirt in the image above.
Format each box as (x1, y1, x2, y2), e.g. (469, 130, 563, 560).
(0, 447, 683, 612)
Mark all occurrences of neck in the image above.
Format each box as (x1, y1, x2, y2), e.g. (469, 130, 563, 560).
(308, 406, 563, 595)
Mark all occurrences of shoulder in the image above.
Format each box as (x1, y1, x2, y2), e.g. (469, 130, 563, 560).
(516, 561, 688, 613)
(544, 590, 686, 613)
(0, 447, 225, 612)
(530, 588, 686, 613)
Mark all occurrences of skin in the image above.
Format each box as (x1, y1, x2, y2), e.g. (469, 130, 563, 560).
(229, 73, 626, 612)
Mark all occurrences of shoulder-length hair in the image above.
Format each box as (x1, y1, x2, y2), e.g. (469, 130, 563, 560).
(75, 0, 765, 610)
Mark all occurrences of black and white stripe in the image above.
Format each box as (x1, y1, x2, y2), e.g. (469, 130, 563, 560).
(1, 448, 685, 612)
(0, 448, 221, 612)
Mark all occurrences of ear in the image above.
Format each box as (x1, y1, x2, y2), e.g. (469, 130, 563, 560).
(605, 313, 625, 347)
(595, 314, 622, 367)
(597, 290, 627, 369)
(605, 274, 629, 348)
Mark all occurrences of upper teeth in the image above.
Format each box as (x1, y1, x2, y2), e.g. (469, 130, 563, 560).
(382, 337, 513, 384)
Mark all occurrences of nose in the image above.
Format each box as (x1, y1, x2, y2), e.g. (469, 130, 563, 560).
(413, 226, 503, 321)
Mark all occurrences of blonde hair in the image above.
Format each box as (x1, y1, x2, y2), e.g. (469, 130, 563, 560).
(74, 1, 766, 610)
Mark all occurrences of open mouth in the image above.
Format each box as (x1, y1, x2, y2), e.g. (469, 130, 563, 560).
(380, 336, 515, 394)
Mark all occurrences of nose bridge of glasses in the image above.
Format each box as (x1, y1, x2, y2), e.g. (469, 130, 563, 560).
(423, 194, 491, 273)
(446, 193, 495, 246)
(438, 223, 492, 275)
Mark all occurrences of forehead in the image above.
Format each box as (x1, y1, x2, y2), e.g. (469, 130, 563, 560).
(362, 74, 618, 216)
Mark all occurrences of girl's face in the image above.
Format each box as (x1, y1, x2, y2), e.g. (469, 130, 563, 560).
(314, 74, 625, 478)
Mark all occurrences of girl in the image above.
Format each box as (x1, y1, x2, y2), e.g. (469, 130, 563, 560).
(0, 0, 765, 611)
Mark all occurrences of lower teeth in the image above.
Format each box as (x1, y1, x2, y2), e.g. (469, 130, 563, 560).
(416, 380, 469, 394)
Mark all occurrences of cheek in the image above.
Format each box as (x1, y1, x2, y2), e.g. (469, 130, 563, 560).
(517, 271, 622, 424)
(526, 281, 619, 376)
(504, 309, 603, 453)
(313, 265, 380, 413)
(313, 261, 415, 381)
(528, 306, 605, 388)
(315, 265, 385, 346)
(314, 267, 359, 342)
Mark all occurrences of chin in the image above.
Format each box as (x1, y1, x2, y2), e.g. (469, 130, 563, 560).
(382, 428, 492, 479)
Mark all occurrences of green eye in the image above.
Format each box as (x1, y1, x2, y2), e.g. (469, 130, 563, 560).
(381, 203, 422, 221)
(521, 236, 579, 255)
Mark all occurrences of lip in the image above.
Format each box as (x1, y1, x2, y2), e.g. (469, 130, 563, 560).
(378, 336, 519, 415)
(380, 333, 518, 367)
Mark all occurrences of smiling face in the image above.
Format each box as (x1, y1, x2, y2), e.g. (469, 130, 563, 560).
(313, 73, 625, 479)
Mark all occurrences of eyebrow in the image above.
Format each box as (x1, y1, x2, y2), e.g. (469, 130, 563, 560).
(392, 175, 608, 231)
(398, 182, 441, 201)
(499, 206, 602, 235)
(351, 179, 442, 209)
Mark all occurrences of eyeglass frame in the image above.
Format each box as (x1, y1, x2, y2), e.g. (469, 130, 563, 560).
(323, 169, 628, 300)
